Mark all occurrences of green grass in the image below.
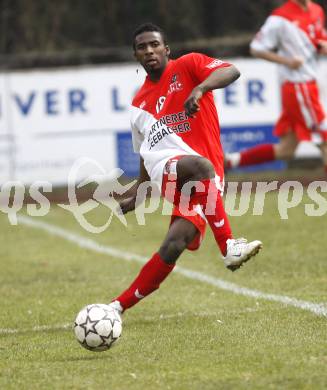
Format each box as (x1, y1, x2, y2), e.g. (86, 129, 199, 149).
(0, 191, 326, 389)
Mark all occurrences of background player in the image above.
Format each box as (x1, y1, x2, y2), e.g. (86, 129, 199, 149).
(226, 0, 327, 172)
(109, 23, 262, 315)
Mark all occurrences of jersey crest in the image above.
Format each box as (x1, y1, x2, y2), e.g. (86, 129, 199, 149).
(167, 73, 183, 95)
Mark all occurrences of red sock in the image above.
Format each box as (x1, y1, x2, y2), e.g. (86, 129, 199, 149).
(239, 144, 275, 167)
(113, 253, 175, 310)
(186, 179, 232, 256)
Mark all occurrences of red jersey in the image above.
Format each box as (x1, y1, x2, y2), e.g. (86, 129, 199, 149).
(251, 0, 327, 82)
(130, 52, 231, 185)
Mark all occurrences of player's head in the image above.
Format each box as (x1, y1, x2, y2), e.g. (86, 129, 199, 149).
(133, 23, 170, 79)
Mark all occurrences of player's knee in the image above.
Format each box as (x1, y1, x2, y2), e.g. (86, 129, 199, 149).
(189, 158, 215, 180)
(159, 236, 191, 263)
(177, 156, 215, 186)
(275, 143, 296, 160)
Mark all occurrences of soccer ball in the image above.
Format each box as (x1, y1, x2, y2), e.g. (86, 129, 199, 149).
(74, 304, 122, 352)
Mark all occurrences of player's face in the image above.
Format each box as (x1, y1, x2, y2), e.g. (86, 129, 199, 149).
(295, 0, 309, 7)
(134, 31, 170, 78)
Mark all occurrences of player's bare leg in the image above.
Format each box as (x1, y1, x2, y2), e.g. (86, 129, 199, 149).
(273, 132, 298, 160)
(159, 217, 198, 263)
(110, 218, 197, 313)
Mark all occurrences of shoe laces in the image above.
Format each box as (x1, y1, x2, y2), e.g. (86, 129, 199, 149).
(229, 238, 247, 249)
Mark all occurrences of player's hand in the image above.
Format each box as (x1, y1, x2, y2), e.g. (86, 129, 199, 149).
(285, 56, 303, 70)
(317, 40, 327, 55)
(117, 196, 136, 214)
(184, 87, 203, 117)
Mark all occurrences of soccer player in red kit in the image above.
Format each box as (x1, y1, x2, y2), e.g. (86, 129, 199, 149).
(108, 23, 262, 316)
(226, 0, 327, 172)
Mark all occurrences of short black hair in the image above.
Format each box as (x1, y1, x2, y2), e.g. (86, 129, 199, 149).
(133, 22, 167, 48)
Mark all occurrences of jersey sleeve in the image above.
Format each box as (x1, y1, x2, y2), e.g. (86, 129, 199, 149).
(250, 15, 281, 51)
(180, 53, 232, 83)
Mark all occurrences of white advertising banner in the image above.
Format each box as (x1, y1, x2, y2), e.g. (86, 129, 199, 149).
(215, 59, 280, 126)
(7, 66, 134, 184)
(8, 65, 144, 135)
(14, 133, 116, 185)
(0, 74, 12, 182)
(0, 141, 12, 183)
(0, 75, 8, 135)
(0, 58, 326, 184)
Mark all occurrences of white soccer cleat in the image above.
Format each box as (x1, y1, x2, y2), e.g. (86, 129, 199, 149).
(223, 238, 262, 271)
(107, 300, 124, 319)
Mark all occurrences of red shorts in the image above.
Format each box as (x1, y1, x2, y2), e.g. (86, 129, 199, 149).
(161, 156, 207, 251)
(274, 81, 327, 142)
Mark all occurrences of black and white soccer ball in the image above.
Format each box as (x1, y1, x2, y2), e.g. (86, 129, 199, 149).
(74, 304, 122, 352)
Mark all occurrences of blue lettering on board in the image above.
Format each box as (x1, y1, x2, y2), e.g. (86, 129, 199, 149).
(224, 84, 237, 106)
(13, 89, 88, 116)
(45, 90, 59, 115)
(69, 89, 87, 113)
(112, 88, 127, 112)
(247, 80, 265, 104)
(13, 92, 36, 116)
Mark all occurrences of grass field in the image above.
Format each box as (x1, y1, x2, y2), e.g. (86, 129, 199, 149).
(0, 190, 326, 389)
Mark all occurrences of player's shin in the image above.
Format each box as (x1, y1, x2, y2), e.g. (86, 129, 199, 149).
(188, 179, 232, 256)
(226, 144, 275, 169)
(113, 253, 175, 311)
(239, 144, 275, 167)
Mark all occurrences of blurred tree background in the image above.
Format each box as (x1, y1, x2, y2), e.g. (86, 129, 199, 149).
(0, 0, 326, 68)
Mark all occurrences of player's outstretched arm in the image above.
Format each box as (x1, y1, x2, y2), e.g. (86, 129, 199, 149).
(184, 65, 240, 117)
(250, 47, 303, 70)
(119, 157, 150, 214)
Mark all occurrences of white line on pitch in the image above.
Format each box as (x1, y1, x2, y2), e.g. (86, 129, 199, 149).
(0, 323, 71, 335)
(17, 215, 327, 318)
